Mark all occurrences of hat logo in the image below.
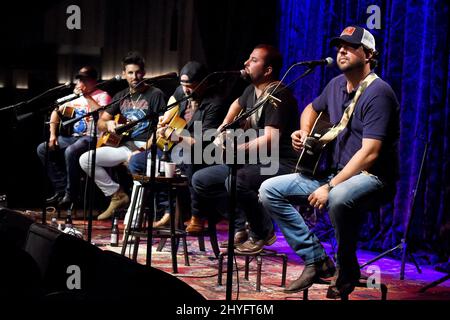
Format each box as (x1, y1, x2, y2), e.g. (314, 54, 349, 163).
(341, 27, 356, 36)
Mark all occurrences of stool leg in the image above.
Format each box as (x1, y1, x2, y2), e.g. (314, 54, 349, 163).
(208, 224, 220, 258)
(244, 256, 250, 280)
(303, 289, 309, 300)
(168, 187, 178, 273)
(157, 238, 167, 251)
(132, 236, 140, 261)
(183, 235, 190, 266)
(198, 235, 206, 252)
(380, 283, 388, 300)
(256, 256, 262, 292)
(121, 184, 141, 256)
(281, 255, 287, 287)
(218, 254, 224, 285)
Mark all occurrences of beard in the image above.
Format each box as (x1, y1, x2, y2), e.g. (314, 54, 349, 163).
(338, 59, 365, 73)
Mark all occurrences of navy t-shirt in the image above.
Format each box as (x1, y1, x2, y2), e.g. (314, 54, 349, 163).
(312, 73, 400, 184)
(107, 86, 166, 142)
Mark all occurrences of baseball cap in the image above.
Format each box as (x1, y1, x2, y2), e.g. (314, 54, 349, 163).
(330, 26, 376, 51)
(179, 61, 208, 84)
(75, 66, 98, 80)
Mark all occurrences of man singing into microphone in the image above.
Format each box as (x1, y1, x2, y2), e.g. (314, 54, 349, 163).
(258, 26, 399, 298)
(185, 44, 300, 253)
(79, 52, 166, 220)
(37, 66, 111, 208)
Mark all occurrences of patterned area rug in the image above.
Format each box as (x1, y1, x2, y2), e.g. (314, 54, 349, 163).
(70, 218, 450, 301)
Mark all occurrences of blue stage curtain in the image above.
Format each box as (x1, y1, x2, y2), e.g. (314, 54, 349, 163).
(277, 0, 450, 260)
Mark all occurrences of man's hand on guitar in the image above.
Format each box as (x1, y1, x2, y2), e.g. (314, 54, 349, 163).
(48, 135, 58, 150)
(307, 185, 329, 210)
(291, 129, 309, 152)
(106, 120, 117, 133)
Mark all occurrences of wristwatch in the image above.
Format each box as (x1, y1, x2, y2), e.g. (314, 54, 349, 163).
(327, 181, 335, 190)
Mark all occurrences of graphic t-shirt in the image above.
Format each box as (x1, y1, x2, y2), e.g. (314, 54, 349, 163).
(63, 89, 111, 136)
(107, 86, 166, 142)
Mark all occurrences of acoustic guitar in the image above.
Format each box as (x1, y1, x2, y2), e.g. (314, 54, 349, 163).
(96, 114, 128, 148)
(56, 106, 76, 137)
(296, 112, 333, 177)
(154, 96, 187, 150)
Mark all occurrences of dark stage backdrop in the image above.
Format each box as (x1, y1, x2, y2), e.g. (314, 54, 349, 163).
(277, 0, 450, 261)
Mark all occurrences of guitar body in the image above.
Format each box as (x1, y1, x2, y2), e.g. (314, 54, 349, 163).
(297, 112, 333, 176)
(57, 106, 76, 137)
(97, 114, 128, 148)
(156, 111, 186, 150)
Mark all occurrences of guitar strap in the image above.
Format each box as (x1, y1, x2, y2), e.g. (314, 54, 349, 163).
(319, 73, 379, 143)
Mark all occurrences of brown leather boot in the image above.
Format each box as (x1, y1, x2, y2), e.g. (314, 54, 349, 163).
(185, 215, 205, 234)
(284, 256, 336, 293)
(97, 188, 129, 220)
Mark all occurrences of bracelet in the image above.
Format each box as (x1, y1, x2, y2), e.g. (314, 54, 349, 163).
(327, 181, 335, 190)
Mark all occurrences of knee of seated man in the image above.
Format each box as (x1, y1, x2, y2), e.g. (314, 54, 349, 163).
(79, 152, 90, 170)
(327, 188, 354, 212)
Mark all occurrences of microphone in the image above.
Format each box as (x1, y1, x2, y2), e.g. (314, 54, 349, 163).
(214, 70, 248, 79)
(96, 75, 122, 86)
(296, 57, 334, 68)
(133, 72, 178, 89)
(49, 81, 72, 91)
(144, 72, 178, 83)
(55, 93, 83, 105)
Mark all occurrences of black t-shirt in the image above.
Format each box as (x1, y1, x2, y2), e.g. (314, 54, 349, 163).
(107, 86, 166, 142)
(238, 84, 299, 163)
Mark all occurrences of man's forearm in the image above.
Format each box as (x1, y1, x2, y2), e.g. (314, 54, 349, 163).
(329, 147, 380, 186)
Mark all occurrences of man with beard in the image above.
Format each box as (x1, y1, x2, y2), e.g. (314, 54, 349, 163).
(79, 52, 166, 220)
(259, 26, 399, 298)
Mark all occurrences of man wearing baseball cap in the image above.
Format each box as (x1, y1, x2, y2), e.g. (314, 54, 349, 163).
(259, 26, 400, 299)
(37, 66, 111, 208)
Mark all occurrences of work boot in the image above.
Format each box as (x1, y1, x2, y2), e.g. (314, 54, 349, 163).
(235, 232, 277, 255)
(185, 215, 205, 234)
(284, 256, 336, 293)
(97, 188, 129, 220)
(219, 229, 249, 248)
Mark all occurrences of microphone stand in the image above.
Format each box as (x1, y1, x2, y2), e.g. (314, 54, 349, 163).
(220, 64, 319, 300)
(61, 93, 131, 243)
(0, 84, 72, 225)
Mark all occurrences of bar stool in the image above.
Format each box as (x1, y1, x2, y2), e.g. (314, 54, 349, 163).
(121, 174, 190, 273)
(217, 249, 288, 291)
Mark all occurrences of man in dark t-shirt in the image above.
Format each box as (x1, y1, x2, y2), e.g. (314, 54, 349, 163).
(259, 26, 400, 298)
(79, 52, 166, 220)
(186, 44, 299, 253)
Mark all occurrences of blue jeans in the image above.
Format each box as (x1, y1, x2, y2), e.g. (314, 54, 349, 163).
(259, 172, 385, 272)
(37, 135, 93, 197)
(192, 161, 295, 237)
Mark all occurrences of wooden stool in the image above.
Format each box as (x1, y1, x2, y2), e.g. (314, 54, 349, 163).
(217, 249, 288, 291)
(121, 174, 190, 273)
